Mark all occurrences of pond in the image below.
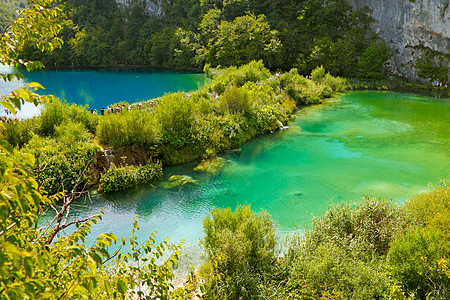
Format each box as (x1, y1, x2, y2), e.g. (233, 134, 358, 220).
(62, 91, 449, 248)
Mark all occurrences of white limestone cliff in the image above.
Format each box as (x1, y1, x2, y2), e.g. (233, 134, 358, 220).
(346, 0, 450, 79)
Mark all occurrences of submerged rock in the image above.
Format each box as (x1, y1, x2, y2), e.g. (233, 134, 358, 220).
(161, 175, 199, 189)
(193, 157, 226, 175)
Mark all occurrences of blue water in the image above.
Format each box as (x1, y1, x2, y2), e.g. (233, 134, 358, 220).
(0, 66, 208, 117)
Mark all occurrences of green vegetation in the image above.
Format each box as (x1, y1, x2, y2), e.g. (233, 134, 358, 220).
(198, 183, 450, 299)
(17, 0, 405, 80)
(4, 60, 345, 194)
(200, 205, 277, 299)
(0, 3, 192, 299)
(98, 161, 162, 193)
(1, 1, 448, 299)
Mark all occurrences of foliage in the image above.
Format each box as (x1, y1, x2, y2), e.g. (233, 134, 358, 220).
(200, 205, 277, 299)
(304, 196, 405, 257)
(54, 120, 92, 144)
(278, 241, 390, 299)
(0, 0, 62, 116)
(387, 179, 450, 299)
(96, 109, 161, 149)
(216, 86, 252, 116)
(205, 60, 271, 93)
(154, 93, 195, 149)
(98, 160, 162, 193)
(415, 46, 449, 82)
(201, 13, 282, 68)
(1, 116, 40, 148)
(0, 3, 190, 299)
(403, 179, 450, 239)
(39, 98, 98, 136)
(23, 135, 100, 195)
(357, 41, 392, 81)
(387, 227, 450, 299)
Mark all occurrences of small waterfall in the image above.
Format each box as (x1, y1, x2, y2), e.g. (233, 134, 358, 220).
(101, 147, 112, 169)
(277, 119, 290, 130)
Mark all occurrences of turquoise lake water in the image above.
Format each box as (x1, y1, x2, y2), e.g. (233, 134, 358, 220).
(2, 67, 449, 248)
(0, 66, 208, 117)
(65, 91, 449, 247)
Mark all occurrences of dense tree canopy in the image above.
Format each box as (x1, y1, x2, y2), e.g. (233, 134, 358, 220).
(16, 0, 398, 79)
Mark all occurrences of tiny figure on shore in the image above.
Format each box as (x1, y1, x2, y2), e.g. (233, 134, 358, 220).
(107, 106, 112, 114)
(101, 107, 104, 115)
(93, 109, 98, 116)
(115, 105, 120, 113)
(128, 104, 132, 112)
(90, 108, 94, 114)
(138, 103, 142, 109)
(150, 101, 154, 108)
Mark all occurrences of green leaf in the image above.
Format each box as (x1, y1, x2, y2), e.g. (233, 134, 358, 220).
(26, 82, 45, 90)
(117, 278, 127, 294)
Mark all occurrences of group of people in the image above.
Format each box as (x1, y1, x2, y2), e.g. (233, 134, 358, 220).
(91, 101, 154, 116)
(432, 80, 448, 88)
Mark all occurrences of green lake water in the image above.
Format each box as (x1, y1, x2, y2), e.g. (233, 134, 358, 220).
(65, 91, 449, 246)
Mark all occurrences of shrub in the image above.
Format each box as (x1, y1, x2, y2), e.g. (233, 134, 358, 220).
(304, 196, 405, 257)
(310, 65, 326, 82)
(201, 205, 277, 299)
(97, 109, 161, 149)
(403, 179, 450, 239)
(206, 60, 271, 94)
(2, 117, 40, 148)
(40, 98, 98, 136)
(387, 226, 450, 299)
(216, 86, 252, 116)
(98, 160, 162, 193)
(54, 120, 91, 144)
(154, 93, 195, 149)
(23, 135, 100, 194)
(280, 241, 390, 299)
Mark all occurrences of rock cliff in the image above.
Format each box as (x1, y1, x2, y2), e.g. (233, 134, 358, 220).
(346, 0, 450, 79)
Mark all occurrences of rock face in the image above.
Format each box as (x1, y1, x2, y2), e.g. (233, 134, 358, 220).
(90, 146, 152, 185)
(347, 0, 450, 79)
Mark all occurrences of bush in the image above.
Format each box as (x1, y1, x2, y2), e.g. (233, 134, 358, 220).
(23, 135, 100, 194)
(2, 117, 40, 148)
(206, 60, 271, 94)
(387, 226, 450, 299)
(98, 160, 162, 193)
(279, 241, 390, 299)
(97, 109, 161, 149)
(40, 98, 98, 136)
(310, 65, 326, 82)
(304, 197, 405, 257)
(54, 120, 91, 144)
(216, 86, 252, 116)
(154, 93, 195, 149)
(200, 205, 277, 299)
(403, 179, 450, 239)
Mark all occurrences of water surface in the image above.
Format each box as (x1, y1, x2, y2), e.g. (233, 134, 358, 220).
(64, 91, 449, 246)
(0, 66, 208, 117)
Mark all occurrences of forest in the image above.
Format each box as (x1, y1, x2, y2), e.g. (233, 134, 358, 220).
(7, 0, 396, 81)
(0, 0, 449, 299)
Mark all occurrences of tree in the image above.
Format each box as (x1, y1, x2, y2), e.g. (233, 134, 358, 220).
(206, 13, 282, 68)
(357, 41, 391, 80)
(0, 2, 191, 299)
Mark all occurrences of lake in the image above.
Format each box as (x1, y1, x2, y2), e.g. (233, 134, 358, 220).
(0, 65, 208, 118)
(61, 91, 449, 250)
(2, 68, 449, 252)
